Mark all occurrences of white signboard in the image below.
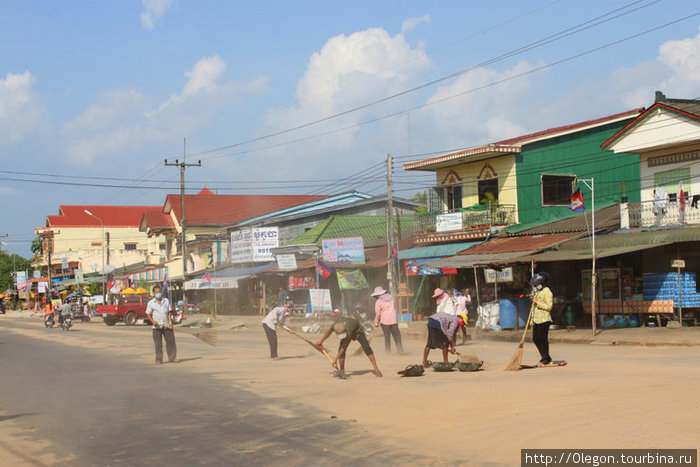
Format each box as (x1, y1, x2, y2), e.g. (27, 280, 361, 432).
(184, 278, 239, 290)
(90, 296, 105, 305)
(231, 228, 279, 263)
(276, 254, 297, 271)
(309, 289, 333, 314)
(484, 267, 513, 283)
(436, 212, 463, 232)
(38, 281, 48, 294)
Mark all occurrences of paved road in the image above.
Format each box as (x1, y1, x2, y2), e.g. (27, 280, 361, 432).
(0, 320, 424, 467)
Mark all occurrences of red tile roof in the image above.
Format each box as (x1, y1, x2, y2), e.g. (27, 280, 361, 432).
(164, 192, 327, 225)
(141, 211, 176, 230)
(47, 205, 162, 228)
(457, 233, 580, 255)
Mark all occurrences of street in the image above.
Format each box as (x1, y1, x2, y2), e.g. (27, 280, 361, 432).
(2, 316, 700, 466)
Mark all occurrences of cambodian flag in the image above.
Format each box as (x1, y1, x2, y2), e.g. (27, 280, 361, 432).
(316, 260, 333, 280)
(569, 188, 585, 213)
(107, 278, 115, 290)
(202, 272, 211, 284)
(162, 276, 168, 293)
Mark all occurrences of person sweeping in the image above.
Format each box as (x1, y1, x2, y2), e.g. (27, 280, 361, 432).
(261, 297, 293, 360)
(316, 317, 383, 377)
(529, 272, 554, 365)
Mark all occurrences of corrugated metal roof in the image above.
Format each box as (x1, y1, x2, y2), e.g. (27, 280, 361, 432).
(456, 233, 580, 255)
(505, 203, 619, 235)
(286, 215, 414, 246)
(398, 241, 482, 260)
(422, 251, 541, 269)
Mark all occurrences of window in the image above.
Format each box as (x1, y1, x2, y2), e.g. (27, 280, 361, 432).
(478, 178, 499, 205)
(541, 175, 576, 206)
(159, 243, 166, 251)
(91, 242, 102, 247)
(124, 243, 137, 251)
(654, 168, 690, 202)
(445, 184, 463, 211)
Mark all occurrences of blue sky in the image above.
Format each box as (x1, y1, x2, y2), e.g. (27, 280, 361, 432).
(1, 0, 700, 255)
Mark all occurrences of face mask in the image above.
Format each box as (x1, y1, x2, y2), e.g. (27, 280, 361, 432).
(337, 333, 347, 340)
(536, 285, 543, 291)
(155, 293, 163, 299)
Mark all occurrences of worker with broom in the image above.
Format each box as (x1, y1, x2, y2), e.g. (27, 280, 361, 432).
(262, 297, 294, 360)
(371, 286, 404, 354)
(316, 317, 383, 377)
(530, 272, 554, 365)
(422, 311, 459, 368)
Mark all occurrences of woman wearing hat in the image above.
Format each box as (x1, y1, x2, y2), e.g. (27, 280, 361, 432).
(433, 288, 456, 315)
(371, 286, 404, 354)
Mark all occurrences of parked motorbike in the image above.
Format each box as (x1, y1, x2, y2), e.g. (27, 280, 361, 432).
(44, 314, 55, 328)
(60, 314, 73, 331)
(171, 301, 186, 325)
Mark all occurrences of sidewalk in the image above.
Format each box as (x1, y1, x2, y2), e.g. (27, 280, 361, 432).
(5, 309, 700, 347)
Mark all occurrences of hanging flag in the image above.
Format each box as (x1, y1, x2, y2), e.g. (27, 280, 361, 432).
(107, 277, 115, 290)
(569, 188, 585, 212)
(679, 181, 686, 213)
(128, 278, 136, 289)
(162, 275, 169, 293)
(316, 260, 334, 280)
(202, 272, 211, 284)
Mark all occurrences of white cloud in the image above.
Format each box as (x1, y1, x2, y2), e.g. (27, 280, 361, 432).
(401, 15, 432, 34)
(0, 71, 44, 145)
(263, 27, 431, 167)
(140, 0, 174, 30)
(615, 27, 700, 107)
(61, 56, 268, 165)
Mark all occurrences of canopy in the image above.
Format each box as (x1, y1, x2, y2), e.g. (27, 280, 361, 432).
(120, 287, 137, 294)
(135, 287, 149, 294)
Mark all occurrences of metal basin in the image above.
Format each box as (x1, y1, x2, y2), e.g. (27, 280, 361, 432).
(455, 360, 483, 372)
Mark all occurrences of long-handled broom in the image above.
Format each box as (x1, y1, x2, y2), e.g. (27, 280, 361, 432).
(504, 308, 533, 371)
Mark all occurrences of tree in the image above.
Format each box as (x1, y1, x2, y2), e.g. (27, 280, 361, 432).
(410, 191, 427, 213)
(31, 236, 43, 258)
(0, 251, 31, 292)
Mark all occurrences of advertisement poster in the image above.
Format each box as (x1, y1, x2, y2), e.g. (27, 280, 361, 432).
(276, 254, 297, 271)
(405, 259, 457, 276)
(322, 237, 365, 263)
(308, 289, 333, 314)
(15, 271, 27, 293)
(436, 212, 463, 232)
(289, 272, 314, 290)
(337, 269, 369, 290)
(231, 228, 279, 263)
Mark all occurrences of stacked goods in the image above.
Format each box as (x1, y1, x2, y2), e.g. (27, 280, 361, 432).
(642, 272, 700, 307)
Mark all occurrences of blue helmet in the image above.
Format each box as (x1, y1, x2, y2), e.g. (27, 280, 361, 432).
(529, 272, 550, 287)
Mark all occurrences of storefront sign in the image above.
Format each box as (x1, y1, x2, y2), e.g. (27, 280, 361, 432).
(276, 254, 297, 271)
(308, 289, 332, 313)
(648, 150, 700, 167)
(405, 259, 457, 276)
(337, 269, 368, 290)
(289, 272, 314, 290)
(322, 237, 365, 263)
(184, 278, 238, 290)
(230, 228, 279, 263)
(15, 271, 27, 293)
(436, 212, 463, 232)
(484, 267, 513, 282)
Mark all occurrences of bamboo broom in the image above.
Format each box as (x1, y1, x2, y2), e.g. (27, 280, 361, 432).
(504, 308, 533, 371)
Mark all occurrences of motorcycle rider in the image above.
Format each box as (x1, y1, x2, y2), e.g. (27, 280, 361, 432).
(44, 300, 55, 327)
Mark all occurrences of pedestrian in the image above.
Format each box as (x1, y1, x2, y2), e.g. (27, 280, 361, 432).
(432, 288, 456, 315)
(145, 286, 179, 365)
(262, 298, 294, 360)
(277, 286, 288, 306)
(316, 317, 383, 377)
(371, 286, 404, 354)
(529, 272, 553, 365)
(83, 300, 91, 323)
(453, 289, 469, 344)
(422, 311, 459, 367)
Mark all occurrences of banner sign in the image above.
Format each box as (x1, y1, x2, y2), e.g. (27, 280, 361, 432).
(289, 272, 314, 290)
(16, 271, 27, 293)
(231, 228, 279, 263)
(484, 267, 513, 283)
(276, 254, 297, 271)
(322, 237, 365, 263)
(184, 278, 238, 290)
(337, 269, 369, 290)
(405, 259, 457, 276)
(436, 212, 463, 232)
(308, 289, 333, 314)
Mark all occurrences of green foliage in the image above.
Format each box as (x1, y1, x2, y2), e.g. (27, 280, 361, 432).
(31, 236, 43, 256)
(0, 251, 32, 292)
(410, 191, 428, 213)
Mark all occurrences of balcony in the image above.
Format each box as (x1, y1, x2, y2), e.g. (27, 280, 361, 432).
(628, 200, 700, 228)
(413, 204, 516, 244)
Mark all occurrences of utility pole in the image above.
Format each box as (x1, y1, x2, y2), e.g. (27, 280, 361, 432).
(165, 138, 201, 304)
(386, 154, 398, 299)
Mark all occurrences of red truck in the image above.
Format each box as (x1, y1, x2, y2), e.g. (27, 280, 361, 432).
(96, 294, 151, 326)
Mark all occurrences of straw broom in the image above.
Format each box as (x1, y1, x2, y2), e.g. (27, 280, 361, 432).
(504, 308, 533, 371)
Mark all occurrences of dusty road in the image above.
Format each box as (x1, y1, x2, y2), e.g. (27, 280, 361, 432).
(1, 316, 699, 466)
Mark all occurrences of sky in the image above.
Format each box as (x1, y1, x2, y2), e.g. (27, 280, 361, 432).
(1, 0, 700, 256)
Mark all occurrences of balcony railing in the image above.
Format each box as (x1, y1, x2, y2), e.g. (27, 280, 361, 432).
(414, 204, 517, 234)
(627, 200, 700, 228)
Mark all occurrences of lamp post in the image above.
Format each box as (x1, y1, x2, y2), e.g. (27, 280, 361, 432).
(84, 210, 106, 304)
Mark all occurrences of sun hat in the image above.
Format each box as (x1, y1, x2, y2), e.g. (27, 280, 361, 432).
(371, 286, 388, 297)
(432, 288, 444, 298)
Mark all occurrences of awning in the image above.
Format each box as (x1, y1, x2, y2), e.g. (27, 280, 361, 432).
(422, 251, 541, 269)
(398, 241, 481, 260)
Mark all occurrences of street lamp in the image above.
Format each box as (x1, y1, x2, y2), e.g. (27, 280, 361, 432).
(84, 210, 106, 304)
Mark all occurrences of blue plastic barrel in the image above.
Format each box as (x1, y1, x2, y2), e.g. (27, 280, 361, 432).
(499, 299, 517, 328)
